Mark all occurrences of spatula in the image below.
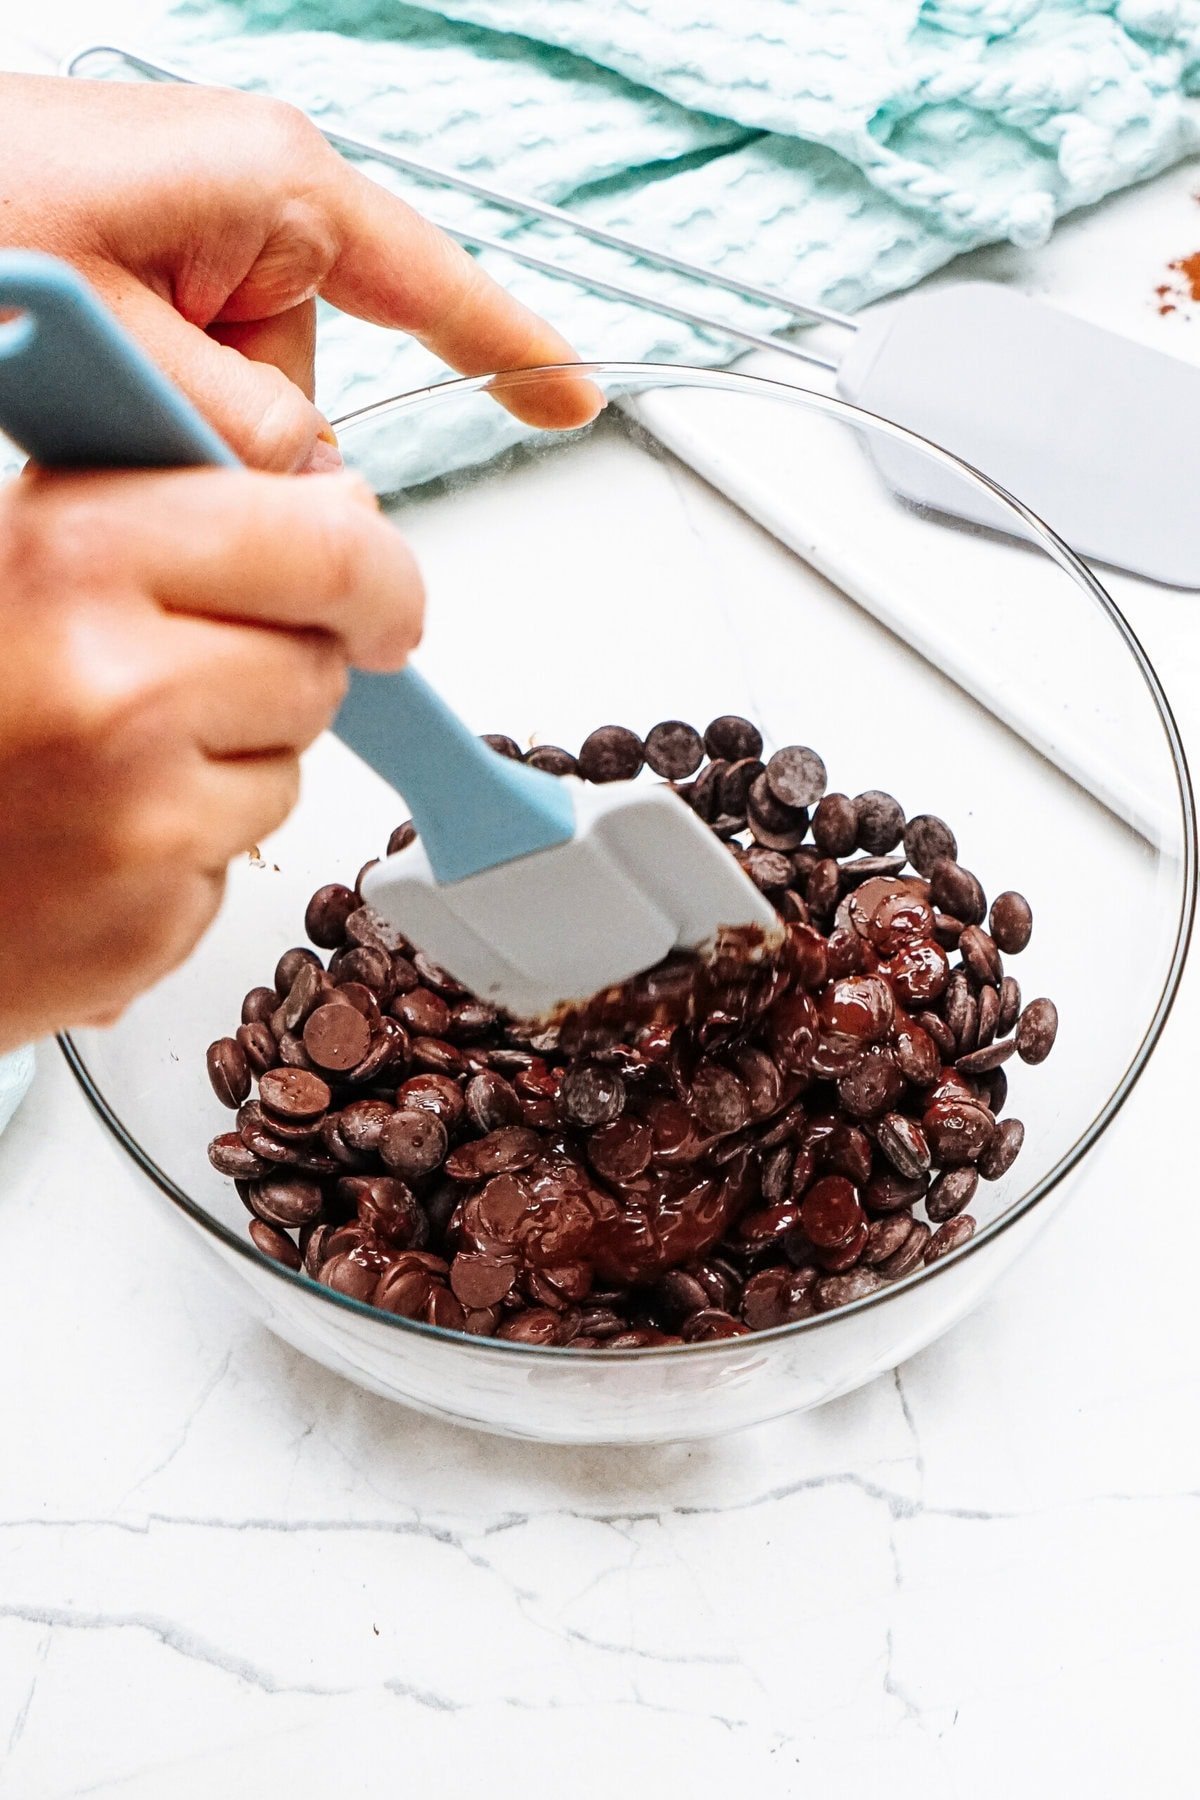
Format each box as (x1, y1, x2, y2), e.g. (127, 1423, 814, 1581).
(0, 250, 779, 1016)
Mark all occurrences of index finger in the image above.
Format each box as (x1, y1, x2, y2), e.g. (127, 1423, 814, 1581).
(310, 156, 605, 431)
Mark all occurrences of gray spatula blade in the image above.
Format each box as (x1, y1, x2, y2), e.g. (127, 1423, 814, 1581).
(836, 283, 1200, 586)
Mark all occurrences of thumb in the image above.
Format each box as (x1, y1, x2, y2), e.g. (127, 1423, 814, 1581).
(101, 276, 338, 473)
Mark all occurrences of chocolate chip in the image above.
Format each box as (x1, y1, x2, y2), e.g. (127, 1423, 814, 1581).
(344, 906, 409, 956)
(806, 857, 841, 915)
(450, 1252, 518, 1309)
(335, 1099, 393, 1154)
(741, 847, 794, 893)
(975, 982, 1000, 1048)
(815, 1268, 883, 1310)
(956, 1038, 1015, 1074)
(913, 1010, 954, 1063)
(248, 1219, 302, 1270)
(641, 720, 703, 780)
(347, 1027, 404, 1085)
(741, 1264, 818, 1329)
(854, 790, 905, 854)
(926, 1166, 978, 1222)
(444, 1128, 542, 1181)
(929, 859, 986, 925)
(876, 1112, 931, 1180)
(720, 757, 765, 814)
(257, 1067, 331, 1120)
(386, 820, 417, 856)
(274, 946, 321, 995)
(765, 745, 827, 810)
(812, 793, 858, 857)
(497, 1308, 565, 1345)
(482, 733, 523, 761)
(863, 1170, 927, 1214)
(241, 986, 278, 1025)
(979, 1117, 1025, 1180)
(397, 1073, 465, 1133)
(334, 945, 393, 998)
(209, 1133, 275, 1180)
(985, 1066, 1009, 1117)
(990, 891, 1033, 954)
(894, 1022, 940, 1088)
(934, 913, 964, 949)
(251, 1176, 325, 1228)
(921, 1098, 995, 1166)
(681, 1309, 751, 1342)
(302, 1002, 372, 1073)
(837, 1053, 904, 1119)
(558, 1061, 626, 1128)
(236, 1021, 277, 1076)
(863, 1213, 915, 1266)
(944, 972, 976, 1052)
(378, 1109, 448, 1180)
(304, 884, 359, 950)
(799, 1176, 865, 1249)
(525, 744, 578, 777)
(746, 806, 810, 854)
(391, 986, 452, 1039)
(1016, 999, 1058, 1064)
(206, 1037, 250, 1109)
(587, 1117, 653, 1183)
(277, 1031, 316, 1071)
(959, 925, 1003, 986)
(903, 814, 957, 877)
(704, 714, 763, 761)
(997, 976, 1022, 1037)
(924, 1216, 976, 1263)
(874, 1217, 931, 1279)
(578, 725, 644, 783)
(654, 1269, 711, 1326)
(281, 963, 328, 1033)
(838, 854, 908, 887)
(464, 1070, 522, 1134)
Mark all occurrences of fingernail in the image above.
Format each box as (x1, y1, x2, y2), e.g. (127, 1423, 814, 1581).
(318, 425, 340, 447)
(299, 437, 345, 475)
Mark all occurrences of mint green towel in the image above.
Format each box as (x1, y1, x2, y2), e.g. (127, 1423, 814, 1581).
(151, 0, 1200, 481)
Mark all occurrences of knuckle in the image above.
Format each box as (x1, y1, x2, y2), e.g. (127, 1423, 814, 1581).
(258, 96, 326, 162)
(2, 480, 124, 597)
(97, 803, 197, 879)
(305, 483, 376, 604)
(236, 364, 317, 472)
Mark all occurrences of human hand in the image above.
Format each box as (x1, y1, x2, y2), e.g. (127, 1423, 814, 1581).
(0, 75, 601, 472)
(0, 465, 422, 1050)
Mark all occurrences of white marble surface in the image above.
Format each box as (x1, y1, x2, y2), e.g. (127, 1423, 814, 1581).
(4, 10, 1200, 1796)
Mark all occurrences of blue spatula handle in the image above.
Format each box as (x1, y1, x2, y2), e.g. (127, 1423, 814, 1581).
(0, 250, 574, 884)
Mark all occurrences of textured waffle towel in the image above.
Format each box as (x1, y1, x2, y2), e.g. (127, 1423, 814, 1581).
(151, 1, 1200, 476)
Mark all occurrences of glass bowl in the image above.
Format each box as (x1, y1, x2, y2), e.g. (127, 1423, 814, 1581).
(62, 364, 1194, 1444)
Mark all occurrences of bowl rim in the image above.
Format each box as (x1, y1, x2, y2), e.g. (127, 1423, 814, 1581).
(60, 359, 1197, 1360)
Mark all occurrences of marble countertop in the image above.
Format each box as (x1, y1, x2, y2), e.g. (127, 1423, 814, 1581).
(3, 12, 1200, 1797)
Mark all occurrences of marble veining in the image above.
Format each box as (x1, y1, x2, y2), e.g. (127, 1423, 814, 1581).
(2, 13, 1200, 1794)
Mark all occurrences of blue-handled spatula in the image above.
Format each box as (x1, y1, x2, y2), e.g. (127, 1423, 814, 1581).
(0, 251, 779, 1016)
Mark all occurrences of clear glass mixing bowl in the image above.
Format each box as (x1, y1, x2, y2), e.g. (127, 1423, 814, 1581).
(62, 364, 1194, 1444)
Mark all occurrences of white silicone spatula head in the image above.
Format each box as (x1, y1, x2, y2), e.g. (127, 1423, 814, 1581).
(363, 775, 781, 1018)
(836, 283, 1200, 586)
